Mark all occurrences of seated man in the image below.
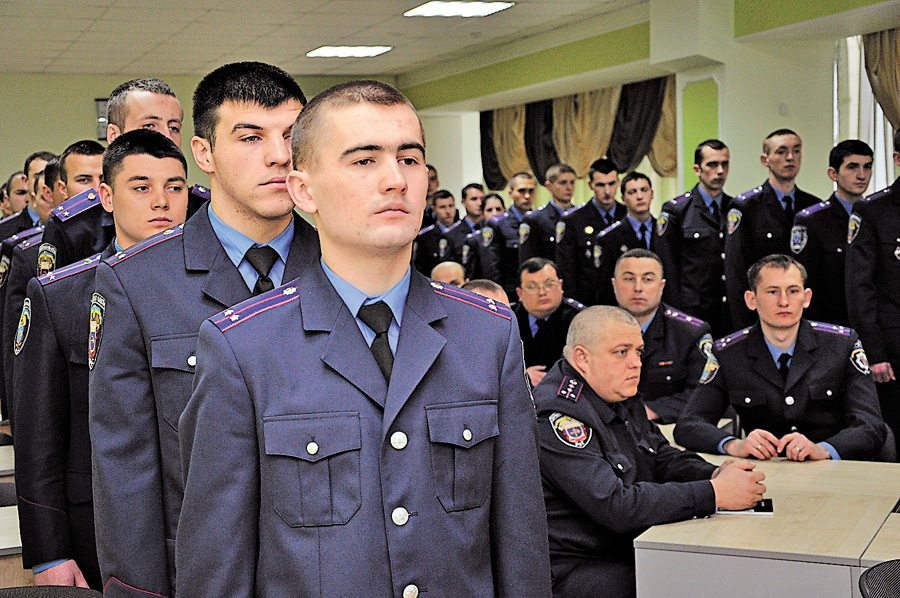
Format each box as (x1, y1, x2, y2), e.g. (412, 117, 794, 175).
(675, 254, 887, 460)
(514, 257, 583, 386)
(612, 248, 711, 423)
(534, 305, 765, 598)
(430, 260, 466, 287)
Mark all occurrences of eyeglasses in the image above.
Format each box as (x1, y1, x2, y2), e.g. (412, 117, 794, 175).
(522, 280, 560, 294)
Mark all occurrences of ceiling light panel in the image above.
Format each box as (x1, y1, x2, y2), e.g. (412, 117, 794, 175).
(404, 1, 515, 18)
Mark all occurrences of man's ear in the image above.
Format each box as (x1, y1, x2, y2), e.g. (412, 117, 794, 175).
(191, 136, 215, 175)
(744, 289, 757, 312)
(286, 169, 316, 216)
(98, 183, 115, 214)
(107, 123, 121, 144)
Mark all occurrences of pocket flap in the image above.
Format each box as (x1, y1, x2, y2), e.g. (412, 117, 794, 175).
(263, 412, 361, 463)
(150, 334, 198, 372)
(426, 401, 499, 448)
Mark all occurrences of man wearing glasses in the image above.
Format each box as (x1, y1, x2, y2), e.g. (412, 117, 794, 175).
(514, 257, 584, 386)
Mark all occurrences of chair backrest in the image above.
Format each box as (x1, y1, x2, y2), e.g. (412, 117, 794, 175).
(859, 559, 900, 598)
(0, 588, 102, 597)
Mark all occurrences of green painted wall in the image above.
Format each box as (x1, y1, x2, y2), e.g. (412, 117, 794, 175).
(402, 22, 651, 109)
(681, 78, 719, 186)
(734, 0, 892, 37)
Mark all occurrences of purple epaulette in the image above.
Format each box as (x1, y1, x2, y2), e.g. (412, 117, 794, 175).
(38, 253, 102, 286)
(17, 232, 43, 250)
(212, 283, 300, 333)
(557, 376, 583, 402)
(50, 188, 100, 222)
(808, 321, 852, 336)
(3, 224, 43, 246)
(796, 201, 830, 218)
(597, 219, 623, 238)
(715, 326, 751, 351)
(429, 280, 512, 320)
(862, 186, 894, 203)
(105, 224, 184, 267)
(733, 185, 763, 204)
(564, 297, 586, 311)
(663, 306, 706, 328)
(191, 184, 210, 200)
(667, 191, 692, 206)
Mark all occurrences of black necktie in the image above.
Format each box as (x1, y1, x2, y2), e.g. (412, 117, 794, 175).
(604, 213, 613, 228)
(244, 245, 279, 295)
(357, 301, 394, 380)
(638, 222, 648, 248)
(778, 353, 791, 382)
(784, 196, 794, 220)
(711, 201, 720, 222)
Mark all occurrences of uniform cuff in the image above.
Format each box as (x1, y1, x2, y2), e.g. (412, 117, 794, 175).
(819, 441, 840, 460)
(717, 436, 737, 454)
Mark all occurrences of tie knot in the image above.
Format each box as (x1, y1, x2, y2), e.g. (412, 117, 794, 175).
(639, 222, 647, 233)
(357, 301, 393, 335)
(244, 245, 279, 277)
(778, 353, 791, 368)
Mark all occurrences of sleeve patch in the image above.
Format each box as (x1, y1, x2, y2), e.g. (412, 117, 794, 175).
(698, 333, 714, 359)
(13, 298, 31, 355)
(656, 212, 669, 236)
(847, 213, 861, 245)
(790, 225, 807, 254)
(549, 412, 592, 448)
(555, 220, 566, 243)
(88, 293, 106, 370)
(699, 354, 719, 384)
(851, 339, 870, 375)
(726, 208, 742, 235)
(519, 222, 531, 245)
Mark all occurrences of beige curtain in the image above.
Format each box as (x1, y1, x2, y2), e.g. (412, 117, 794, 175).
(552, 87, 621, 178)
(492, 105, 532, 180)
(647, 75, 677, 178)
(863, 28, 900, 129)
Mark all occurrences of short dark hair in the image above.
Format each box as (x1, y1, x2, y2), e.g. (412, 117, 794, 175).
(291, 79, 420, 169)
(545, 163, 576, 183)
(508, 172, 535, 190)
(427, 164, 437, 174)
(33, 170, 45, 196)
(103, 129, 187, 189)
(517, 257, 558, 287)
(431, 189, 454, 204)
(588, 158, 618, 180)
(59, 140, 105, 184)
(694, 139, 728, 166)
(829, 139, 874, 171)
(463, 279, 504, 295)
(42, 158, 62, 193)
(461, 183, 483, 200)
(620, 171, 651, 196)
(615, 248, 664, 277)
(763, 129, 800, 153)
(23, 151, 56, 178)
(5, 171, 24, 191)
(107, 78, 177, 131)
(194, 61, 306, 147)
(747, 254, 807, 291)
(481, 192, 504, 212)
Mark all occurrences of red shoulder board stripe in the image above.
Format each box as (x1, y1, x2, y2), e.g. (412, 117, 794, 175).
(212, 284, 300, 332)
(38, 252, 102, 286)
(51, 188, 100, 222)
(429, 280, 512, 320)
(105, 225, 184, 267)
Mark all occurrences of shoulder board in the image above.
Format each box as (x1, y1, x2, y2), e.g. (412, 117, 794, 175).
(445, 220, 464, 233)
(563, 297, 586, 311)
(663, 306, 706, 328)
(488, 212, 509, 226)
(464, 230, 479, 241)
(557, 376, 584, 402)
(597, 219, 623, 237)
(668, 191, 692, 206)
(0, 212, 21, 226)
(3, 224, 43, 246)
(808, 321, 852, 336)
(417, 225, 435, 236)
(105, 224, 184, 267)
(17, 232, 44, 250)
(37, 252, 102, 286)
(429, 280, 512, 320)
(863, 186, 894, 203)
(733, 185, 764, 204)
(190, 184, 210, 200)
(715, 326, 752, 351)
(50, 188, 100, 222)
(212, 282, 300, 333)
(796, 200, 830, 219)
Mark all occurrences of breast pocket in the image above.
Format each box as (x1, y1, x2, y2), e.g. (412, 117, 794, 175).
(149, 333, 197, 430)
(262, 412, 361, 527)
(425, 401, 499, 512)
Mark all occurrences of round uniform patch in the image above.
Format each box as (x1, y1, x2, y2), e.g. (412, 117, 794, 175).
(593, 245, 602, 269)
(37, 243, 57, 276)
(699, 354, 720, 384)
(726, 209, 742, 235)
(519, 223, 531, 245)
(549, 412, 592, 449)
(461, 244, 470, 265)
(698, 333, 714, 359)
(555, 221, 566, 243)
(790, 225, 808, 254)
(481, 227, 493, 248)
(847, 213, 861, 245)
(0, 255, 9, 287)
(438, 238, 448, 259)
(851, 339, 870, 375)
(656, 212, 670, 236)
(13, 298, 31, 356)
(88, 293, 106, 370)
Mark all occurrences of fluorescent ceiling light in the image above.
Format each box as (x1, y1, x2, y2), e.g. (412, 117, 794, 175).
(306, 46, 392, 58)
(404, 1, 515, 18)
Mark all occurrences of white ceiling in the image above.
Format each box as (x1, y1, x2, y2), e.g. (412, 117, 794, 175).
(0, 0, 645, 77)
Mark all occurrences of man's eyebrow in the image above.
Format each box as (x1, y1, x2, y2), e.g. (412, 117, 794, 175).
(231, 123, 264, 133)
(167, 176, 187, 184)
(399, 142, 425, 154)
(127, 175, 150, 182)
(342, 144, 382, 157)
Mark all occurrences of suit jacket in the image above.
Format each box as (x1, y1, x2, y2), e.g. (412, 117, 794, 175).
(176, 266, 552, 598)
(88, 209, 319, 598)
(793, 195, 851, 327)
(655, 186, 732, 337)
(555, 200, 626, 306)
(440, 218, 478, 264)
(480, 208, 524, 302)
(639, 304, 711, 424)
(13, 246, 114, 590)
(412, 224, 444, 276)
(674, 320, 886, 459)
(724, 181, 819, 328)
(519, 203, 567, 263)
(514, 298, 584, 370)
(593, 218, 656, 306)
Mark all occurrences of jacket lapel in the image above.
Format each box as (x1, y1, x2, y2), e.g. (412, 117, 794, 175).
(785, 320, 815, 390)
(182, 209, 253, 309)
(747, 324, 783, 390)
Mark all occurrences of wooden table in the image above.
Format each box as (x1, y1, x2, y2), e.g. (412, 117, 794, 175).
(0, 506, 32, 587)
(634, 458, 900, 598)
(0, 446, 14, 485)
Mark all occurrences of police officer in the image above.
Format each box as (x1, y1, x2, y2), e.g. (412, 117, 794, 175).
(793, 140, 873, 327)
(459, 192, 505, 281)
(518, 163, 576, 263)
(594, 172, 657, 306)
(0, 170, 41, 242)
(88, 63, 319, 598)
(440, 183, 483, 263)
(13, 130, 190, 591)
(176, 79, 551, 598)
(535, 305, 765, 598)
(412, 189, 455, 276)
(612, 249, 711, 424)
(676, 254, 887, 460)
(846, 129, 900, 458)
(655, 140, 732, 337)
(556, 158, 625, 306)
(724, 129, 820, 328)
(480, 172, 536, 301)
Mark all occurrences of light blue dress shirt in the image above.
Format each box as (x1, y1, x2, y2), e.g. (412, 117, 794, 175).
(207, 206, 293, 291)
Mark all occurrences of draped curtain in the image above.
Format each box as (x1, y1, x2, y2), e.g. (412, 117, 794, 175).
(647, 76, 678, 178)
(491, 105, 531, 182)
(524, 100, 560, 182)
(606, 76, 668, 173)
(863, 28, 900, 130)
(479, 111, 507, 191)
(552, 87, 621, 178)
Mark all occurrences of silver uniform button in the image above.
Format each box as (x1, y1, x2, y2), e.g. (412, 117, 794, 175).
(665, 375, 671, 381)
(785, 396, 795, 406)
(766, 232, 773, 238)
(403, 585, 419, 598)
(462, 428, 473, 442)
(791, 426, 798, 432)
(719, 232, 724, 239)
(390, 431, 408, 450)
(826, 389, 833, 396)
(306, 442, 319, 456)
(187, 354, 197, 367)
(744, 397, 751, 404)
(392, 507, 409, 526)
(693, 232, 700, 238)
(617, 463, 624, 470)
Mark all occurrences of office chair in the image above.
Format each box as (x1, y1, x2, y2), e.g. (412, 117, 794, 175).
(859, 559, 900, 598)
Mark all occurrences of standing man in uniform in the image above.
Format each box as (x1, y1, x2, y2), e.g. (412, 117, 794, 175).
(177, 79, 551, 598)
(846, 130, 900, 458)
(14, 130, 190, 591)
(724, 129, 820, 328)
(88, 62, 319, 598)
(481, 172, 536, 301)
(519, 163, 576, 263)
(440, 183, 484, 263)
(556, 158, 625, 306)
(413, 189, 455, 276)
(793, 140, 873, 327)
(655, 140, 732, 337)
